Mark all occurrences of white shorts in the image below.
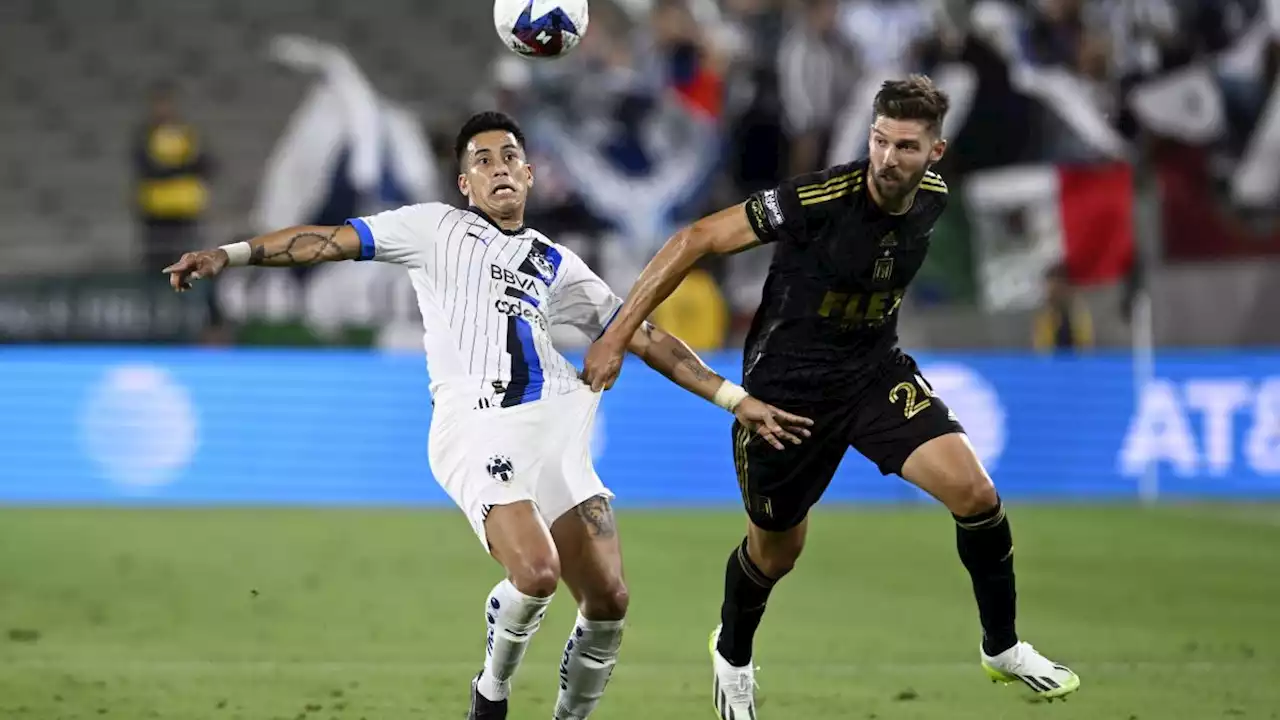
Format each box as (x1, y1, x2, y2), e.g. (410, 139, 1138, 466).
(428, 387, 613, 550)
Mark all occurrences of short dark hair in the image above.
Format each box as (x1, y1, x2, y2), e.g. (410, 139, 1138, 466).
(873, 74, 950, 136)
(455, 111, 527, 168)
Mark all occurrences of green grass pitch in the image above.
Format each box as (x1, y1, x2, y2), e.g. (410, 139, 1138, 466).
(1, 504, 1277, 719)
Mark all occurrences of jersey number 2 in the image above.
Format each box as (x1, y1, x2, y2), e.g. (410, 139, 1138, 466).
(890, 374, 936, 420)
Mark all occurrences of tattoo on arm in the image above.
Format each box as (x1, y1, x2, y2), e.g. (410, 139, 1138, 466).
(576, 496, 617, 539)
(672, 344, 719, 383)
(250, 227, 353, 266)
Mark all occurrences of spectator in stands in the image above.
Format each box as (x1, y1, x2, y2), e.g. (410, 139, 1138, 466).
(651, 0, 727, 121)
(1023, 0, 1087, 67)
(1021, 0, 1116, 84)
(839, 0, 937, 71)
(133, 82, 212, 272)
(719, 0, 787, 65)
(777, 0, 857, 174)
(1033, 263, 1094, 353)
(824, 0, 938, 165)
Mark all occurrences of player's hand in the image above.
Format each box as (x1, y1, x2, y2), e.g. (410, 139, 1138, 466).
(163, 249, 230, 292)
(733, 397, 814, 451)
(581, 336, 626, 392)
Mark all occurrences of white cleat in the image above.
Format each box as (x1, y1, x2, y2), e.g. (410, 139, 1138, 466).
(981, 641, 1081, 701)
(709, 625, 758, 720)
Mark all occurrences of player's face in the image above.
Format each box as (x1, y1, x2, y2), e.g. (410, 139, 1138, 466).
(459, 130, 534, 218)
(867, 117, 946, 202)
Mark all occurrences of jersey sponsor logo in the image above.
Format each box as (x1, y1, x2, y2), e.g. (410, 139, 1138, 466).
(491, 264, 542, 293)
(817, 289, 906, 327)
(486, 454, 515, 484)
(493, 298, 549, 331)
(762, 189, 785, 227)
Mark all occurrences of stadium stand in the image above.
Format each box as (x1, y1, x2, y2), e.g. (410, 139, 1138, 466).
(0, 0, 491, 275)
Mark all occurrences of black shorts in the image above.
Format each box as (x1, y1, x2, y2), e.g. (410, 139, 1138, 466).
(732, 352, 965, 531)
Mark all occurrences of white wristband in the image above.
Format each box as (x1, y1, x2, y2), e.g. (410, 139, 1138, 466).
(712, 380, 749, 412)
(219, 241, 252, 267)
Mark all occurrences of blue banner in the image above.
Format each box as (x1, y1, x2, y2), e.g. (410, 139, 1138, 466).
(1, 347, 1278, 505)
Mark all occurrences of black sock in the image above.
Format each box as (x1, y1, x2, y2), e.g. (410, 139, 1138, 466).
(716, 538, 776, 667)
(955, 498, 1018, 656)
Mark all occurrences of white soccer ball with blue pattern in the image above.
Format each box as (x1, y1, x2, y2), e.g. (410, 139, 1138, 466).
(494, 0, 589, 59)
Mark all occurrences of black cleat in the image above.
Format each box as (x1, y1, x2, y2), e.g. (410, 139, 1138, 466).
(467, 671, 508, 720)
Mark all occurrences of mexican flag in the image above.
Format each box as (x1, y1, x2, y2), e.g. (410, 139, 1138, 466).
(963, 163, 1135, 311)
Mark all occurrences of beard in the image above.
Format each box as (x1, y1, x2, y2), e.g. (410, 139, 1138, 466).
(872, 164, 929, 202)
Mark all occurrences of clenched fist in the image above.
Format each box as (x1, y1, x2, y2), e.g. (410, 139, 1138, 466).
(581, 335, 627, 392)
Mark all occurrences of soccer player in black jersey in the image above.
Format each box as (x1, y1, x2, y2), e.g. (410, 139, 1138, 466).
(582, 76, 1081, 715)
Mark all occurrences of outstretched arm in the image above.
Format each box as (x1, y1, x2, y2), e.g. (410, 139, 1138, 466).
(626, 321, 730, 406)
(241, 225, 360, 266)
(625, 321, 812, 450)
(581, 203, 761, 390)
(163, 224, 361, 291)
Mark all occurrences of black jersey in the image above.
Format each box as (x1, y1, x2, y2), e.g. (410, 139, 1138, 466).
(740, 159, 949, 406)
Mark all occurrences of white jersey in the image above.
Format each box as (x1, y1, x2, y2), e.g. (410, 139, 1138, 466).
(348, 202, 623, 409)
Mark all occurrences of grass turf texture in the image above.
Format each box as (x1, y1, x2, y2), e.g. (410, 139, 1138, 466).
(1, 505, 1277, 719)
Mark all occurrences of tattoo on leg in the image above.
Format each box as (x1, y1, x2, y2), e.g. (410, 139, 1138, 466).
(577, 496, 617, 539)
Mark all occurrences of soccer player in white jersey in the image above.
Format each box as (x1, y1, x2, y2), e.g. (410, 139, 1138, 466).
(164, 111, 814, 720)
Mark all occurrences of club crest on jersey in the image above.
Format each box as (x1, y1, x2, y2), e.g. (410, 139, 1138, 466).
(486, 454, 515, 484)
(528, 251, 555, 282)
(873, 257, 895, 282)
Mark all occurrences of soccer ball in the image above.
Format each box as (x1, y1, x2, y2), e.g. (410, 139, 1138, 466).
(493, 0, 589, 59)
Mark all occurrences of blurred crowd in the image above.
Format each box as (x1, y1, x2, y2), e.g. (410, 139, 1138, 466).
(460, 0, 1278, 349)
(21, 0, 1276, 349)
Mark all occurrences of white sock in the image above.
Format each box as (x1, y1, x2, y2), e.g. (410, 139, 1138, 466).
(553, 612, 626, 720)
(477, 579, 553, 702)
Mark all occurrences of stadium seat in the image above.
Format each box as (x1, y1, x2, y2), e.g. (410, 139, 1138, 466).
(0, 0, 492, 275)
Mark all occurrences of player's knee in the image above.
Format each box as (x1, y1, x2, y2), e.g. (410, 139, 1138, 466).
(509, 558, 561, 598)
(581, 579, 629, 621)
(952, 475, 999, 517)
(749, 529, 806, 579)
(757, 552, 799, 579)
